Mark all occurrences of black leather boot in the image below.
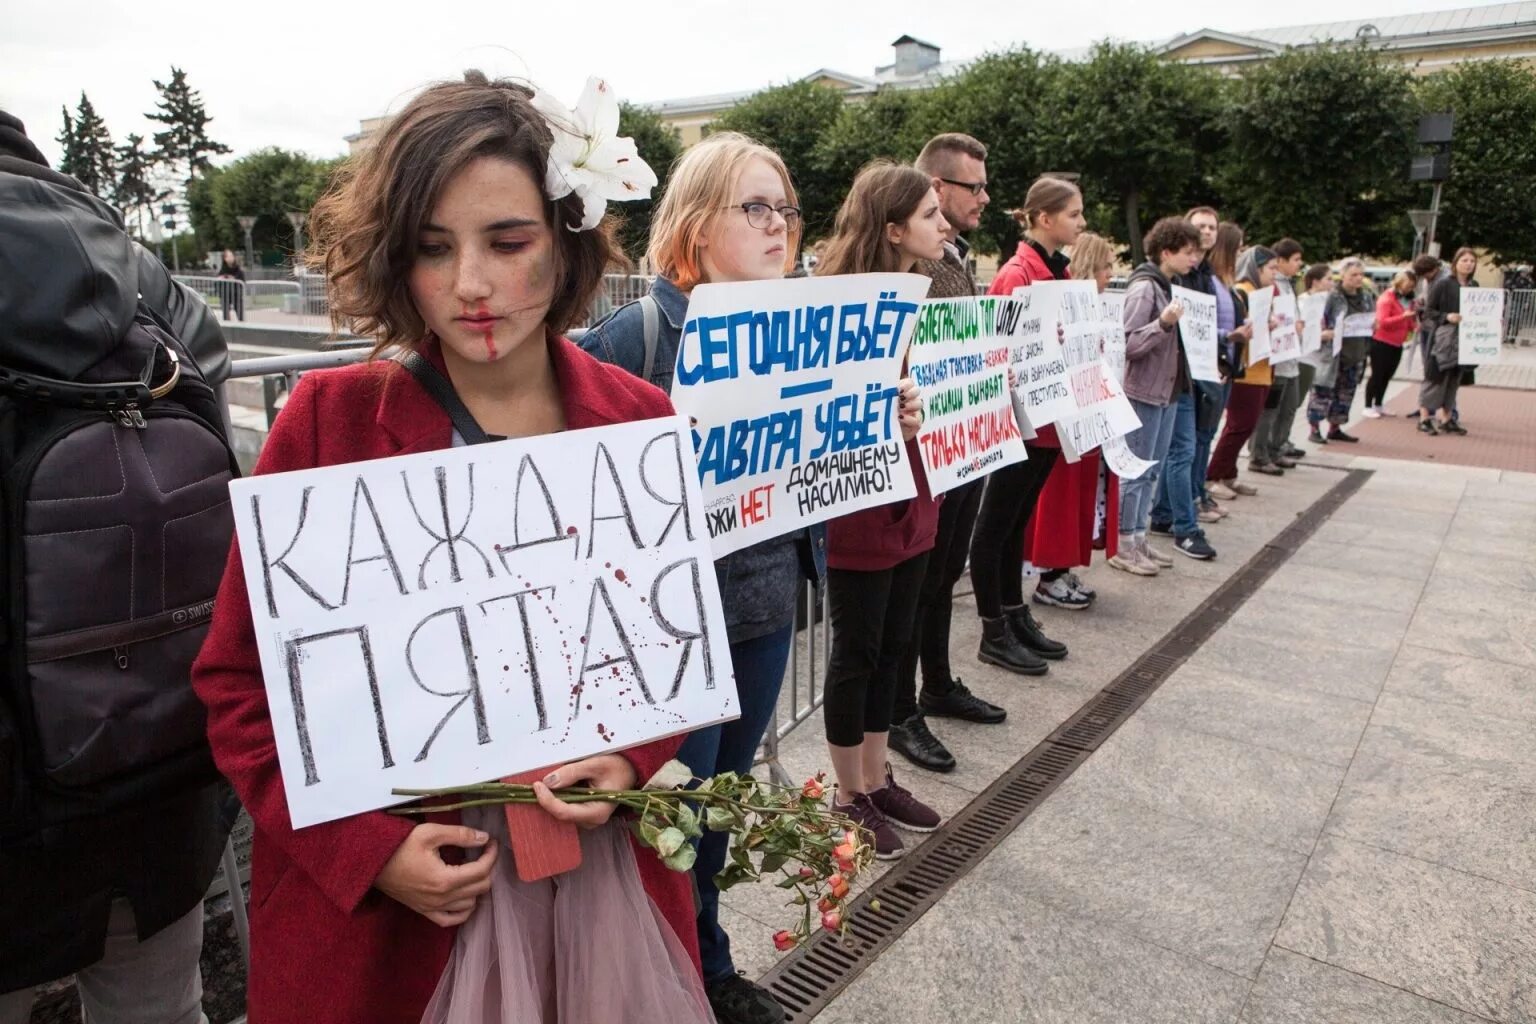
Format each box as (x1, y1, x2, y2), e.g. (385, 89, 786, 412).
(978, 616, 1048, 676)
(1005, 605, 1068, 660)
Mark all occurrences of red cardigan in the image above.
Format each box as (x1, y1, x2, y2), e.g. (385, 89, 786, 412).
(191, 336, 699, 1023)
(1373, 290, 1417, 347)
(990, 240, 1064, 448)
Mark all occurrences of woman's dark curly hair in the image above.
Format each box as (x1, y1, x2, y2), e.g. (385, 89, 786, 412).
(306, 70, 626, 355)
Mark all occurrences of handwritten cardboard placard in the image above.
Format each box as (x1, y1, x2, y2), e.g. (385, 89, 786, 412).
(669, 274, 927, 557)
(1338, 311, 1376, 356)
(1099, 292, 1127, 384)
(1102, 434, 1154, 481)
(1458, 287, 1505, 365)
(1170, 285, 1221, 383)
(909, 296, 1028, 493)
(1298, 293, 1328, 355)
(1031, 281, 1142, 460)
(1247, 286, 1273, 364)
(1006, 288, 1078, 429)
(1270, 290, 1301, 365)
(229, 416, 737, 829)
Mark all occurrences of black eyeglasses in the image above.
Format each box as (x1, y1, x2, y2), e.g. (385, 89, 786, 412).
(725, 202, 802, 230)
(939, 177, 988, 197)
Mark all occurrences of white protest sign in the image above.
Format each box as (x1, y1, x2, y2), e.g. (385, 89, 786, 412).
(1458, 287, 1505, 365)
(1102, 434, 1154, 481)
(1170, 285, 1221, 382)
(1034, 280, 1141, 459)
(1007, 287, 1079, 429)
(1270, 290, 1301, 364)
(670, 274, 928, 557)
(1298, 293, 1327, 355)
(1338, 312, 1376, 357)
(909, 296, 1028, 493)
(229, 416, 737, 829)
(1100, 292, 1127, 383)
(1247, 286, 1273, 363)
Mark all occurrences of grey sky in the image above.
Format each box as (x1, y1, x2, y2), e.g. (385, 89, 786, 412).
(4, 0, 1475, 169)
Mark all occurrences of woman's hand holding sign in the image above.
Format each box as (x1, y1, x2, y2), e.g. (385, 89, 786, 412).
(375, 823, 499, 927)
(1158, 299, 1185, 329)
(897, 376, 923, 442)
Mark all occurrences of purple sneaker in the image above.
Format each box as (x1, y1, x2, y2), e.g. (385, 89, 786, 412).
(867, 763, 942, 833)
(834, 790, 905, 860)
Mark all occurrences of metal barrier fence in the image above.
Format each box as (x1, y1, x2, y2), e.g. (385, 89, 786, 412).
(1507, 289, 1536, 346)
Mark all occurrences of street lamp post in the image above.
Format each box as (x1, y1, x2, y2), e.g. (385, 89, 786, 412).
(237, 215, 258, 270)
(162, 202, 180, 273)
(285, 211, 308, 265)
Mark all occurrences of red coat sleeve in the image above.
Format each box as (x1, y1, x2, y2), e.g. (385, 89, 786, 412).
(192, 375, 414, 915)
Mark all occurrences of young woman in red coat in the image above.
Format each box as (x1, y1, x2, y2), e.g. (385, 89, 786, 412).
(814, 162, 943, 861)
(969, 177, 1077, 667)
(191, 72, 709, 1024)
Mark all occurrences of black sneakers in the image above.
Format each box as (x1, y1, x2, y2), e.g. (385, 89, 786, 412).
(707, 973, 787, 1024)
(1327, 427, 1360, 443)
(978, 616, 1048, 675)
(921, 679, 1007, 724)
(889, 714, 956, 773)
(1419, 418, 1439, 434)
(1005, 605, 1067, 660)
(1443, 420, 1468, 435)
(1175, 533, 1217, 560)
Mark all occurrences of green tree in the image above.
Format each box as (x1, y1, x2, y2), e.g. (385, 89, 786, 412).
(186, 147, 341, 259)
(1416, 59, 1536, 265)
(66, 93, 116, 197)
(113, 133, 160, 237)
(56, 106, 84, 182)
(147, 66, 230, 185)
(910, 48, 1061, 255)
(614, 102, 682, 261)
(1052, 43, 1226, 263)
(810, 89, 925, 199)
(710, 79, 850, 239)
(1220, 45, 1417, 259)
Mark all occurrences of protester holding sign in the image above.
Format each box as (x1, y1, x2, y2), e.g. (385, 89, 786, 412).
(1362, 269, 1419, 418)
(1306, 258, 1376, 445)
(1211, 247, 1279, 489)
(1182, 218, 1245, 524)
(815, 162, 943, 861)
(1296, 263, 1335, 413)
(1417, 247, 1479, 436)
(1017, 232, 1122, 609)
(889, 133, 1009, 778)
(1250, 238, 1309, 469)
(968, 176, 1079, 670)
(1108, 217, 1202, 577)
(578, 131, 817, 1024)
(191, 73, 714, 1023)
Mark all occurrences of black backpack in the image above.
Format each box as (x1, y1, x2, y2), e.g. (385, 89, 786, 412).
(0, 302, 238, 844)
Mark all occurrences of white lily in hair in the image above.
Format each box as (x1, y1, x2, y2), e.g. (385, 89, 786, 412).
(532, 77, 659, 231)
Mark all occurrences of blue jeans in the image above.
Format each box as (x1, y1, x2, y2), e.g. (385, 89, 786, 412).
(1151, 390, 1199, 537)
(675, 623, 795, 984)
(1192, 379, 1231, 504)
(1119, 398, 1179, 536)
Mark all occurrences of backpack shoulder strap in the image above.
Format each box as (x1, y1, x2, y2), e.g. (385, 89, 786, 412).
(398, 350, 490, 445)
(640, 295, 661, 381)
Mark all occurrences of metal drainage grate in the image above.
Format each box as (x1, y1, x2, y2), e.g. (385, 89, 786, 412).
(758, 468, 1373, 1020)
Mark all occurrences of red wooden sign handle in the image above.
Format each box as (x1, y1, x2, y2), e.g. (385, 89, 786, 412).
(500, 767, 582, 881)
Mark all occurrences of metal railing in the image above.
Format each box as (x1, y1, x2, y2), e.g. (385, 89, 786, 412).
(1506, 289, 1536, 346)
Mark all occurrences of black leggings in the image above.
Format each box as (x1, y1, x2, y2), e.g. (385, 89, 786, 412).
(968, 445, 1060, 619)
(1364, 340, 1404, 408)
(892, 479, 983, 721)
(822, 553, 930, 747)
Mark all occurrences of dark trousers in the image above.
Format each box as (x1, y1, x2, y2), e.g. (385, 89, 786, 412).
(822, 553, 930, 748)
(892, 479, 983, 723)
(1364, 340, 1404, 408)
(216, 279, 244, 321)
(1208, 382, 1269, 481)
(968, 445, 1060, 619)
(675, 624, 794, 983)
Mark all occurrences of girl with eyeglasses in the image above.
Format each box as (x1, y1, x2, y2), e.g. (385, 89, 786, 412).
(579, 131, 821, 1024)
(813, 161, 942, 863)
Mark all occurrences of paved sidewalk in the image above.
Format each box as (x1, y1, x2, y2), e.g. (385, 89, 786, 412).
(744, 456, 1536, 1023)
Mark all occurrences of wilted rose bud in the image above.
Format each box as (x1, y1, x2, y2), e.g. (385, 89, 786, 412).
(773, 930, 798, 951)
(829, 875, 850, 899)
(818, 896, 836, 913)
(821, 910, 842, 932)
(802, 778, 825, 800)
(799, 866, 817, 879)
(833, 841, 857, 862)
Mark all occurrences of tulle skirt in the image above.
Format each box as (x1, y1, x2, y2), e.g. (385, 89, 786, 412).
(421, 806, 713, 1024)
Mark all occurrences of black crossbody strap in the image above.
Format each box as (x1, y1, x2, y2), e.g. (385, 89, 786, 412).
(398, 350, 491, 445)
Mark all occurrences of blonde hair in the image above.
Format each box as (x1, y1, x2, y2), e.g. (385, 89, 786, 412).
(646, 131, 799, 291)
(1069, 233, 1114, 281)
(1391, 269, 1417, 293)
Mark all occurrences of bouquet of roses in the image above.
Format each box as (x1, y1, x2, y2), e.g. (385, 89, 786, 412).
(393, 763, 874, 948)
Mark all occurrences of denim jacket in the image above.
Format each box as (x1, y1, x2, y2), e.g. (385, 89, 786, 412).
(579, 277, 827, 640)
